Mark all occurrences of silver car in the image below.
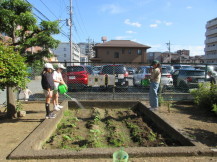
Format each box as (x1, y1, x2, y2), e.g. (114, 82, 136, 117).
(133, 66, 173, 90)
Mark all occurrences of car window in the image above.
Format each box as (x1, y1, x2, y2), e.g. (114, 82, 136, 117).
(86, 66, 93, 74)
(173, 70, 179, 75)
(101, 65, 126, 74)
(67, 66, 84, 72)
(145, 68, 151, 73)
(138, 69, 144, 74)
(161, 68, 168, 74)
(182, 65, 193, 69)
(173, 66, 181, 69)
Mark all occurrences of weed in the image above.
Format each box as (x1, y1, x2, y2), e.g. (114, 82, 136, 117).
(148, 131, 157, 142)
(212, 104, 217, 115)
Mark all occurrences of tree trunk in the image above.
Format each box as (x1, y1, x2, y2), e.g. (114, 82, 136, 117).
(7, 86, 16, 119)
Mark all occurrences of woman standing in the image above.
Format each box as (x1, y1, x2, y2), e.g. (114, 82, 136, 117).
(41, 63, 56, 119)
(149, 60, 161, 111)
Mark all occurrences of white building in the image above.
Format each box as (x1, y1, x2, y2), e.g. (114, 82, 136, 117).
(52, 42, 81, 65)
(205, 17, 217, 63)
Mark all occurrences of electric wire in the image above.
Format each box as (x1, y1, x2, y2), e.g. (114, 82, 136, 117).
(39, 0, 59, 20)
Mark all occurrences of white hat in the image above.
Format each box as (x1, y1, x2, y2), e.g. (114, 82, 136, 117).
(44, 63, 55, 70)
(58, 63, 66, 69)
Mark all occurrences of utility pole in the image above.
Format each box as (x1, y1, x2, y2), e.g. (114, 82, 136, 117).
(69, 0, 73, 65)
(166, 41, 171, 63)
(87, 37, 94, 62)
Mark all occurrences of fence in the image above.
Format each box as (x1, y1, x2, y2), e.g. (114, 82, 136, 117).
(15, 62, 217, 102)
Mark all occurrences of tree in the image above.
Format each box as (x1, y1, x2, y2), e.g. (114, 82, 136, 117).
(0, 41, 29, 118)
(0, 0, 60, 118)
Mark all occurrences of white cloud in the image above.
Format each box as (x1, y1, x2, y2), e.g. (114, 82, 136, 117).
(186, 6, 192, 9)
(150, 24, 158, 28)
(100, 4, 124, 14)
(124, 19, 141, 27)
(164, 21, 173, 26)
(126, 30, 136, 34)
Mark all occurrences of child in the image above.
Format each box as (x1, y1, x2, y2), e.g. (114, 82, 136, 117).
(53, 63, 66, 111)
(41, 63, 56, 119)
(23, 86, 32, 101)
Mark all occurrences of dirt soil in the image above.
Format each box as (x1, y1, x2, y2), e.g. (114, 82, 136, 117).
(0, 101, 217, 162)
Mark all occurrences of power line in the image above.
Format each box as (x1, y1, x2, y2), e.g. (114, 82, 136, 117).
(39, 0, 59, 20)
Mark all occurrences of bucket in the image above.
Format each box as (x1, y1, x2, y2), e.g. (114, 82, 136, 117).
(58, 84, 68, 94)
(141, 79, 150, 86)
(113, 149, 129, 162)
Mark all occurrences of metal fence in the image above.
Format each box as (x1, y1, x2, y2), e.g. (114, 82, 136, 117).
(15, 62, 217, 101)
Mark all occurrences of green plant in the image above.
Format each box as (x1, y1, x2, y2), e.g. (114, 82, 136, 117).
(158, 93, 165, 106)
(148, 131, 157, 142)
(212, 104, 217, 115)
(191, 82, 217, 112)
(16, 101, 23, 112)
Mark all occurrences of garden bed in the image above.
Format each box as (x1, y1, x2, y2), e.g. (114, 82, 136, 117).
(43, 107, 181, 150)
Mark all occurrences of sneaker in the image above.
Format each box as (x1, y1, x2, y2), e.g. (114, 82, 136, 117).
(57, 105, 63, 109)
(150, 107, 159, 111)
(48, 113, 56, 119)
(54, 106, 60, 111)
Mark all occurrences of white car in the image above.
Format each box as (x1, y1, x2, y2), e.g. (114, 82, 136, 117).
(133, 66, 173, 90)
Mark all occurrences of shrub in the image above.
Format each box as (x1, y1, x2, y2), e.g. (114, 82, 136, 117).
(190, 82, 217, 112)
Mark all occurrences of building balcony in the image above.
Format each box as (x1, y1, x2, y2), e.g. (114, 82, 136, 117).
(204, 54, 217, 60)
(205, 46, 217, 52)
(206, 18, 217, 28)
(205, 28, 217, 36)
(205, 37, 217, 44)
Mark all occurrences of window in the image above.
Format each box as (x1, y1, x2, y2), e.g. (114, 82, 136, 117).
(128, 49, 131, 54)
(114, 52, 119, 58)
(137, 49, 142, 55)
(64, 54, 66, 57)
(64, 48, 66, 51)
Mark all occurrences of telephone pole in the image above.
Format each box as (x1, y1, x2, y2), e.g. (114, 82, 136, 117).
(166, 41, 171, 63)
(69, 0, 73, 65)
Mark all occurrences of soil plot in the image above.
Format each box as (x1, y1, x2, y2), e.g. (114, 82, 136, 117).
(43, 108, 180, 150)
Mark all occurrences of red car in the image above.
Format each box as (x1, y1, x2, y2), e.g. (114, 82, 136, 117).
(63, 65, 93, 90)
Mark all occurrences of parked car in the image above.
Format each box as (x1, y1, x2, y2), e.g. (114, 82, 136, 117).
(100, 64, 129, 88)
(162, 65, 174, 74)
(173, 64, 193, 70)
(63, 65, 94, 90)
(172, 69, 206, 92)
(133, 66, 173, 91)
(194, 65, 217, 79)
(92, 66, 102, 74)
(126, 67, 136, 75)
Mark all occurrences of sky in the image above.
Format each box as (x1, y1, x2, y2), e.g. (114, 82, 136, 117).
(27, 0, 217, 56)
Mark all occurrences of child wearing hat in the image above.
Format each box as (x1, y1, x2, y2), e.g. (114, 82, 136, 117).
(41, 63, 56, 119)
(53, 63, 66, 111)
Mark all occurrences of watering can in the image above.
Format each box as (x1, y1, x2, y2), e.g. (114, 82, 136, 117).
(58, 84, 68, 94)
(113, 148, 129, 162)
(141, 79, 150, 86)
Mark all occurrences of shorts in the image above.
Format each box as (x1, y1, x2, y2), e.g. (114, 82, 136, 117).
(53, 87, 59, 94)
(43, 90, 53, 98)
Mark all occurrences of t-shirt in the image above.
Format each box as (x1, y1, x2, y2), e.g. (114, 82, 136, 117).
(150, 67, 161, 83)
(41, 72, 54, 90)
(53, 71, 63, 89)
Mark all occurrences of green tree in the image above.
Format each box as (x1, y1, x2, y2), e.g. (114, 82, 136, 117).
(0, 0, 60, 118)
(0, 42, 29, 118)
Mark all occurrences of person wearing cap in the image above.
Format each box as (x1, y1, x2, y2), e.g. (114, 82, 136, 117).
(149, 60, 161, 111)
(53, 63, 66, 111)
(41, 63, 56, 119)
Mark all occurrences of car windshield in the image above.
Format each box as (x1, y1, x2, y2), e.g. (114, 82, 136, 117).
(181, 70, 205, 76)
(93, 66, 101, 71)
(162, 68, 168, 74)
(67, 66, 84, 72)
(86, 66, 93, 74)
(102, 65, 126, 74)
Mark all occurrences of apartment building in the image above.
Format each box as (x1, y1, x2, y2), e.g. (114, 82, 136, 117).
(205, 17, 217, 63)
(52, 42, 81, 65)
(91, 40, 150, 63)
